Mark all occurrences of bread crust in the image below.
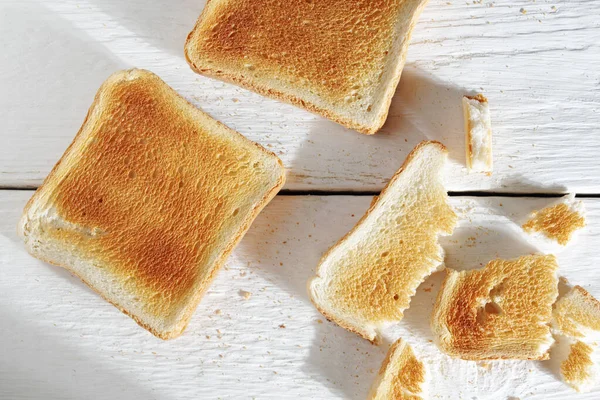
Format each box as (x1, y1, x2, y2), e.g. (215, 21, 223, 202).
(18, 69, 285, 339)
(184, 0, 429, 134)
(309, 141, 456, 342)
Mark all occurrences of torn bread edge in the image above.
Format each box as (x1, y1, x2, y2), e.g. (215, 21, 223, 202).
(551, 285, 600, 392)
(369, 338, 426, 400)
(522, 194, 586, 252)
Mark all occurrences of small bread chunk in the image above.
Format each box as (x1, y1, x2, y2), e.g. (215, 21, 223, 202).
(18, 69, 285, 339)
(552, 286, 600, 392)
(185, 0, 430, 134)
(309, 141, 457, 342)
(431, 254, 559, 360)
(463, 94, 492, 173)
(522, 194, 586, 249)
(554, 286, 600, 338)
(561, 340, 597, 392)
(369, 339, 426, 400)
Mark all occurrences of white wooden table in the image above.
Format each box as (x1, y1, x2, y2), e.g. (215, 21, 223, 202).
(1, 0, 599, 399)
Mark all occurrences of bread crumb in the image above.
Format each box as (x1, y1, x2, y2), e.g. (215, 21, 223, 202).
(520, 7, 527, 14)
(239, 290, 252, 299)
(316, 319, 323, 324)
(214, 309, 221, 315)
(279, 324, 286, 328)
(423, 287, 432, 292)
(478, 362, 491, 370)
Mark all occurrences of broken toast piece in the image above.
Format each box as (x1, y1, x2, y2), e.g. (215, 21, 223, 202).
(369, 339, 426, 400)
(522, 194, 585, 250)
(561, 340, 597, 392)
(463, 94, 492, 174)
(309, 141, 457, 342)
(553, 285, 600, 392)
(431, 254, 559, 360)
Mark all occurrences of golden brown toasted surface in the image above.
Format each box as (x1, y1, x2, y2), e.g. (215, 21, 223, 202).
(325, 182, 455, 323)
(561, 340, 595, 390)
(522, 203, 585, 245)
(20, 69, 285, 337)
(370, 339, 425, 400)
(185, 0, 429, 133)
(554, 286, 600, 338)
(310, 141, 456, 340)
(191, 0, 401, 98)
(432, 255, 559, 360)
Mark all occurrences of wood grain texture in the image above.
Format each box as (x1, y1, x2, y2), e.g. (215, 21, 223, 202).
(2, 191, 600, 399)
(1, 0, 599, 192)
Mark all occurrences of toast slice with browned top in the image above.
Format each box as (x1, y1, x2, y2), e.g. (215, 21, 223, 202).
(185, 0, 429, 134)
(18, 69, 286, 339)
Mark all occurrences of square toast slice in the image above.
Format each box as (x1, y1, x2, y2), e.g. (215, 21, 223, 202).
(18, 69, 286, 339)
(185, 0, 429, 134)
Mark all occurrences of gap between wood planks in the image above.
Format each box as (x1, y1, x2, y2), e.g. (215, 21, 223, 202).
(1, 186, 600, 198)
(277, 190, 600, 198)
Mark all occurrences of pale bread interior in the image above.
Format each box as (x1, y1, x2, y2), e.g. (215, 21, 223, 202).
(369, 338, 426, 400)
(463, 94, 493, 173)
(18, 69, 285, 339)
(309, 141, 457, 341)
(431, 254, 559, 360)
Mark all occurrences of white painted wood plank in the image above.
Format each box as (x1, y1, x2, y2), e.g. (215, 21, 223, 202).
(1, 191, 600, 399)
(1, 0, 599, 192)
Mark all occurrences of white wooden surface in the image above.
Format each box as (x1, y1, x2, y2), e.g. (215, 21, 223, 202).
(1, 192, 600, 399)
(1, 0, 600, 192)
(2, 0, 600, 399)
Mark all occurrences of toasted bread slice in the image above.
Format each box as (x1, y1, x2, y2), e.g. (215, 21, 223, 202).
(18, 69, 285, 339)
(462, 94, 492, 173)
(561, 340, 597, 392)
(522, 194, 586, 249)
(309, 141, 457, 341)
(552, 285, 600, 392)
(185, 0, 429, 134)
(369, 339, 426, 400)
(431, 255, 559, 360)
